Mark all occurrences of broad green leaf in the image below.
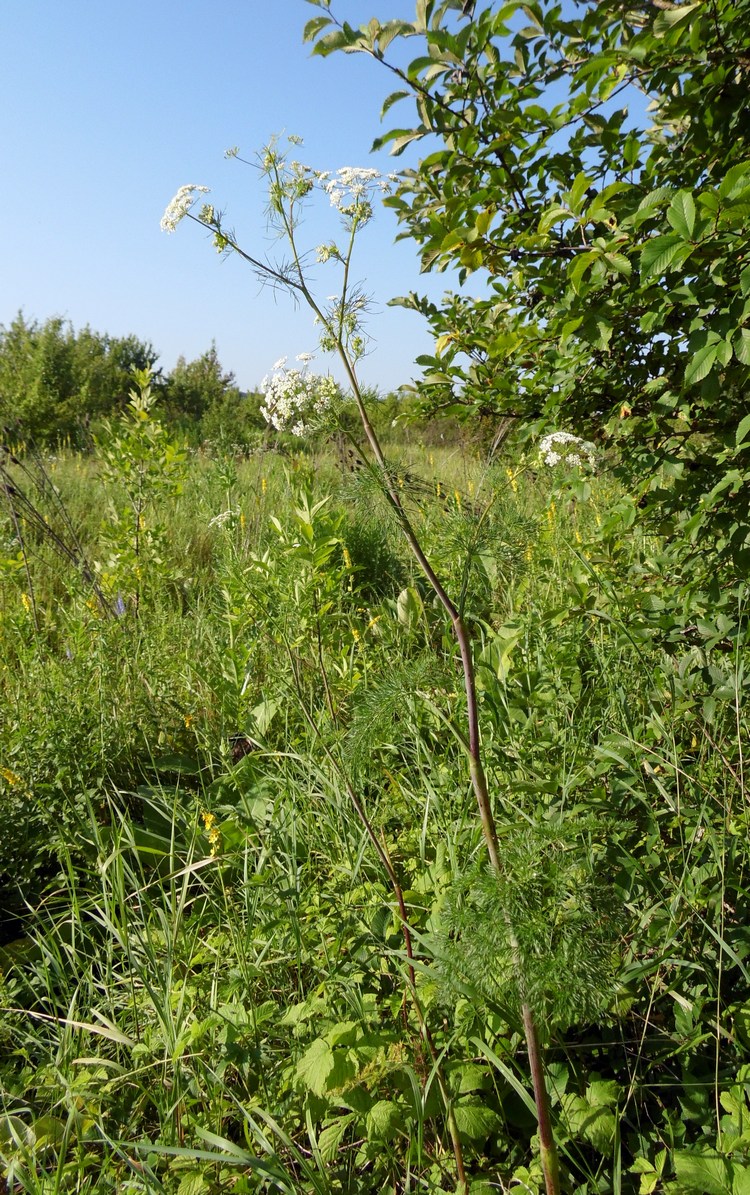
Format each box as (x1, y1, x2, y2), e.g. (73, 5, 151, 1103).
(653, 2, 700, 36)
(673, 1149, 733, 1195)
(366, 1099, 401, 1141)
(397, 586, 424, 629)
(639, 233, 685, 278)
(603, 252, 632, 276)
(736, 412, 750, 446)
(295, 1038, 335, 1096)
(684, 341, 719, 385)
(177, 1175, 208, 1195)
(302, 16, 333, 41)
(733, 327, 750, 366)
(453, 1101, 500, 1141)
(318, 1115, 355, 1162)
(667, 190, 696, 240)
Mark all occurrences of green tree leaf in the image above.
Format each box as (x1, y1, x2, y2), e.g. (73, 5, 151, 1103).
(667, 190, 696, 240)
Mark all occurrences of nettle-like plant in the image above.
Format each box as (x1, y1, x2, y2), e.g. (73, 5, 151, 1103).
(162, 136, 616, 1193)
(96, 369, 187, 614)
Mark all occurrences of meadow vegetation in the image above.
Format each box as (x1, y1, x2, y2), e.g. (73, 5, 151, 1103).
(1, 411, 747, 1193)
(3, 0, 750, 1190)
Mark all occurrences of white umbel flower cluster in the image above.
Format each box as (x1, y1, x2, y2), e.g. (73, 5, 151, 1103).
(260, 357, 339, 437)
(538, 431, 597, 469)
(315, 167, 396, 224)
(160, 185, 210, 233)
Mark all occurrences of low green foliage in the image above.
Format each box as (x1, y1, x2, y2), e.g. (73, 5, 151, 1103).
(1, 438, 748, 1191)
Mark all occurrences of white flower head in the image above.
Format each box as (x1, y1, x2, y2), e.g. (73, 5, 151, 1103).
(538, 431, 597, 470)
(260, 358, 339, 438)
(319, 166, 394, 225)
(160, 184, 210, 233)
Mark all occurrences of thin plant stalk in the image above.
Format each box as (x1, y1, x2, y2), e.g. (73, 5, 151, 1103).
(176, 153, 561, 1195)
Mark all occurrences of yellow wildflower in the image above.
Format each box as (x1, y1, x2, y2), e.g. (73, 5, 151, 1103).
(454, 490, 462, 510)
(343, 547, 352, 570)
(1, 767, 20, 786)
(240, 511, 246, 531)
(20, 592, 31, 612)
(261, 477, 267, 495)
(184, 714, 194, 729)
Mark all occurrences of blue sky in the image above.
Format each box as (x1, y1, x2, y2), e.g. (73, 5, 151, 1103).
(0, 2, 450, 393)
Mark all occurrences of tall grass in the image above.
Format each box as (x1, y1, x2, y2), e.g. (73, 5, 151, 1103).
(1, 442, 748, 1193)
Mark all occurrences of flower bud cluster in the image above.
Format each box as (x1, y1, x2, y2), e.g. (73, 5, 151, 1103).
(538, 431, 597, 469)
(260, 357, 339, 438)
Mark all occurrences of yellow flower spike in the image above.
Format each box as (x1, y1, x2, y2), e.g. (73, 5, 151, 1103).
(429, 453, 434, 468)
(20, 592, 31, 612)
(261, 477, 267, 495)
(343, 547, 352, 570)
(454, 489, 462, 510)
(208, 827, 221, 857)
(184, 714, 194, 729)
(1, 767, 20, 786)
(201, 810, 215, 832)
(240, 511, 246, 531)
(436, 481, 442, 499)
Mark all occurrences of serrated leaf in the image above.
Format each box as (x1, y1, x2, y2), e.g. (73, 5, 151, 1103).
(453, 1102, 499, 1141)
(684, 341, 719, 385)
(295, 1038, 335, 1096)
(667, 190, 696, 239)
(673, 1149, 733, 1195)
(603, 252, 632, 276)
(735, 412, 750, 448)
(366, 1099, 401, 1141)
(733, 327, 750, 367)
(302, 16, 333, 41)
(177, 1175, 208, 1195)
(639, 233, 684, 278)
(653, 2, 700, 36)
(318, 1115, 355, 1162)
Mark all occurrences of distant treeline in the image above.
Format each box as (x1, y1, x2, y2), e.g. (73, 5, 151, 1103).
(0, 314, 458, 450)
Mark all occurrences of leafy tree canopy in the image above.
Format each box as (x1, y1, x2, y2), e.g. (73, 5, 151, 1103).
(305, 0, 750, 568)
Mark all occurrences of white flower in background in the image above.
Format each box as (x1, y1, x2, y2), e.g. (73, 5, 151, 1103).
(160, 184, 210, 233)
(296, 352, 315, 363)
(208, 509, 237, 528)
(260, 359, 339, 437)
(538, 431, 597, 469)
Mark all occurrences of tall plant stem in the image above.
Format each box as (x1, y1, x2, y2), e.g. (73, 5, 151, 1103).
(337, 347, 560, 1195)
(202, 185, 560, 1195)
